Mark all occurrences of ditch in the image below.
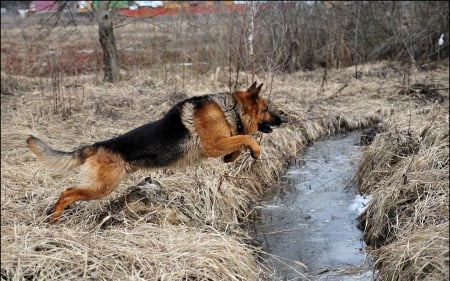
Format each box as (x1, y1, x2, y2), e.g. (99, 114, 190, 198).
(255, 131, 374, 280)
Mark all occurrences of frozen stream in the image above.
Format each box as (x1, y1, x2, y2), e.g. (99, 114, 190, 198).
(256, 132, 373, 280)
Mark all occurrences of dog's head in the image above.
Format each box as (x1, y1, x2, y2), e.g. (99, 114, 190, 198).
(234, 81, 283, 134)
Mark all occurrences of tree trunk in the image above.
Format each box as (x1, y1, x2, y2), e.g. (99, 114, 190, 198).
(97, 2, 120, 82)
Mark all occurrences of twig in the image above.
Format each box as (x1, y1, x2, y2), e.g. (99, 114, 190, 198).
(329, 83, 348, 98)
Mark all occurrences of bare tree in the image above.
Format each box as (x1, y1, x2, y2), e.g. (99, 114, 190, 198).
(31, 1, 121, 82)
(96, 1, 120, 82)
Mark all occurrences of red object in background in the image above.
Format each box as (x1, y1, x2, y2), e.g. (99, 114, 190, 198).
(29, 1, 58, 13)
(118, 3, 246, 18)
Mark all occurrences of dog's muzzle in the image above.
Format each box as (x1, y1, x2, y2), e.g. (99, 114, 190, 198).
(258, 114, 283, 133)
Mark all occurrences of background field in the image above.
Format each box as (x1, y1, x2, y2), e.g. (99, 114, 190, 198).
(1, 2, 449, 280)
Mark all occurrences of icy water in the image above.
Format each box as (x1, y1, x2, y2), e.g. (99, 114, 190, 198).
(256, 132, 373, 280)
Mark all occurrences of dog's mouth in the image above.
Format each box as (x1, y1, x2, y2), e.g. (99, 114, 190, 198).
(258, 122, 274, 133)
(258, 116, 283, 133)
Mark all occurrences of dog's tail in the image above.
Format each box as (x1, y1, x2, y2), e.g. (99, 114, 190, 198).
(26, 135, 97, 170)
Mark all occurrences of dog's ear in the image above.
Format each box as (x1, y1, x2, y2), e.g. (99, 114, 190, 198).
(247, 81, 257, 92)
(248, 83, 263, 99)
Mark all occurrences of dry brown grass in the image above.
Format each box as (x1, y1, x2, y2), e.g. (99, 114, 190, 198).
(355, 65, 449, 280)
(1, 18, 449, 280)
(1, 223, 265, 280)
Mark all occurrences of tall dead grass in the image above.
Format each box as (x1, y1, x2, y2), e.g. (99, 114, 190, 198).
(356, 78, 449, 279)
(1, 223, 264, 280)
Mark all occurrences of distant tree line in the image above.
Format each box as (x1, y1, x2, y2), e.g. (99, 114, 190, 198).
(2, 1, 448, 82)
(248, 1, 449, 72)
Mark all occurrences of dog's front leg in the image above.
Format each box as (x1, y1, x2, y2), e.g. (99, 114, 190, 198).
(204, 135, 261, 160)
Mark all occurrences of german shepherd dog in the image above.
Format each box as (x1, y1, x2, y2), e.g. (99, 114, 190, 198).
(27, 82, 282, 224)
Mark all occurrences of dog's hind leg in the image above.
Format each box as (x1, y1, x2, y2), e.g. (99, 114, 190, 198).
(50, 186, 109, 224)
(49, 149, 126, 224)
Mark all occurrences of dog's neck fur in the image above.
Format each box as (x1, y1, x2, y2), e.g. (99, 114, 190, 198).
(232, 102, 244, 134)
(212, 92, 245, 135)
